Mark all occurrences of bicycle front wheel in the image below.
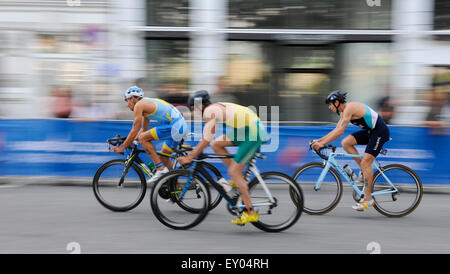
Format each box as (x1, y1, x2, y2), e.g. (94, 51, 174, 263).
(200, 162, 224, 211)
(172, 160, 223, 211)
(150, 170, 210, 230)
(93, 159, 146, 212)
(372, 164, 423, 217)
(292, 162, 343, 215)
(246, 172, 304, 233)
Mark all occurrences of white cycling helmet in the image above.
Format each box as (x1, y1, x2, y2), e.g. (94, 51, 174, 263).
(123, 86, 144, 101)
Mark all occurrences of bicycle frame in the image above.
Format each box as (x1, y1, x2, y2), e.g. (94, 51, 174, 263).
(316, 152, 399, 198)
(119, 147, 185, 187)
(180, 155, 276, 211)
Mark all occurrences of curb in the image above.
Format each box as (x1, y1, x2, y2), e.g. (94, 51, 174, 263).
(1, 175, 450, 195)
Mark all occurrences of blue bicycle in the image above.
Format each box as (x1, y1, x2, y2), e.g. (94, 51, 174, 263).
(293, 143, 423, 217)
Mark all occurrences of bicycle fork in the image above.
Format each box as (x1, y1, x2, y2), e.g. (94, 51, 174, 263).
(119, 154, 136, 187)
(315, 160, 332, 191)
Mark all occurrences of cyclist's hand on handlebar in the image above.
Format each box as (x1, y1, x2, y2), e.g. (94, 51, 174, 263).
(177, 155, 193, 165)
(111, 146, 125, 154)
(310, 140, 325, 151)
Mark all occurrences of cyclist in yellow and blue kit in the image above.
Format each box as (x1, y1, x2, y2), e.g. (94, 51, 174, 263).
(112, 86, 187, 183)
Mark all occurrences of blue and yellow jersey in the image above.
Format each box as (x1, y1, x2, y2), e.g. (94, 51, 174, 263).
(143, 97, 182, 124)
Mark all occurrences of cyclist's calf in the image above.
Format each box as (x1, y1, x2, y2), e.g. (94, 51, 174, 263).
(228, 163, 247, 191)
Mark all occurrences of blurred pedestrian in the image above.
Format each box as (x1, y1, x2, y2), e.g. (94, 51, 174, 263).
(377, 96, 395, 124)
(50, 86, 73, 119)
(135, 77, 157, 98)
(424, 91, 448, 135)
(210, 76, 238, 104)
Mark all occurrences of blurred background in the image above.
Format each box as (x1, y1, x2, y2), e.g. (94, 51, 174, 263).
(0, 0, 448, 126)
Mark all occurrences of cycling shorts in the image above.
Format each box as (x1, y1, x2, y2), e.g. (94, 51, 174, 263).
(226, 120, 267, 165)
(149, 118, 188, 153)
(351, 116, 390, 157)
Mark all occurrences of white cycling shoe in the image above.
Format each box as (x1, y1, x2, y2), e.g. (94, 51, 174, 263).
(352, 199, 374, 211)
(147, 167, 169, 184)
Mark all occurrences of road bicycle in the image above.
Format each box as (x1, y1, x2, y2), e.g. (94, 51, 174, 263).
(150, 152, 304, 232)
(92, 134, 224, 212)
(292, 143, 423, 217)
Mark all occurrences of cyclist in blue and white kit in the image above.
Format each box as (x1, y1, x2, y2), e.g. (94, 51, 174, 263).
(311, 90, 390, 212)
(112, 86, 187, 183)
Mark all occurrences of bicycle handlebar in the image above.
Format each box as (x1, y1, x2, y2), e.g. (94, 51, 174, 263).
(107, 134, 193, 155)
(107, 135, 127, 146)
(310, 142, 336, 161)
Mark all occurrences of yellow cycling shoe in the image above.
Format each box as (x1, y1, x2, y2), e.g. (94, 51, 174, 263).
(352, 199, 374, 211)
(231, 211, 259, 226)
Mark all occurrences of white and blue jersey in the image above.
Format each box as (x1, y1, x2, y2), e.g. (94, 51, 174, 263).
(350, 103, 390, 157)
(350, 104, 379, 130)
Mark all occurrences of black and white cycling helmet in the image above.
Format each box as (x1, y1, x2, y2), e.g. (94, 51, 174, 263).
(123, 86, 144, 101)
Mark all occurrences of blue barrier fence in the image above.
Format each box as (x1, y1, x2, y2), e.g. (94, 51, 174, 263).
(0, 119, 448, 185)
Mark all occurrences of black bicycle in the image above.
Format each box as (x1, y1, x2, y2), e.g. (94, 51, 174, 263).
(92, 135, 225, 212)
(150, 152, 304, 232)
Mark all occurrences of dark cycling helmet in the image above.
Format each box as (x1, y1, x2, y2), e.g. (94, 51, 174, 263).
(187, 90, 211, 109)
(325, 90, 347, 104)
(325, 90, 347, 116)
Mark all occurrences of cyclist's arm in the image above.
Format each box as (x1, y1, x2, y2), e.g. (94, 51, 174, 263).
(121, 103, 144, 149)
(187, 118, 217, 160)
(319, 107, 353, 145)
(136, 117, 149, 140)
(185, 105, 220, 160)
(316, 122, 341, 143)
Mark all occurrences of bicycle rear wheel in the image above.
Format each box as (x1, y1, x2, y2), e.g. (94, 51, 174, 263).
(93, 159, 146, 212)
(292, 162, 343, 215)
(150, 169, 210, 230)
(372, 164, 423, 217)
(246, 172, 304, 232)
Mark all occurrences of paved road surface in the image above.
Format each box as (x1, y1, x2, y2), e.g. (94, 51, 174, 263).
(0, 184, 449, 254)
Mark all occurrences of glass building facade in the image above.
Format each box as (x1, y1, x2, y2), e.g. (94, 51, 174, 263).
(143, 0, 400, 123)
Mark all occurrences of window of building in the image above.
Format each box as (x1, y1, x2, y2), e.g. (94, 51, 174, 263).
(228, 0, 391, 30)
(145, 39, 190, 104)
(147, 0, 189, 27)
(434, 0, 450, 30)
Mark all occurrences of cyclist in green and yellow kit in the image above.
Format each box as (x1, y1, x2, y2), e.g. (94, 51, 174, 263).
(177, 90, 267, 225)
